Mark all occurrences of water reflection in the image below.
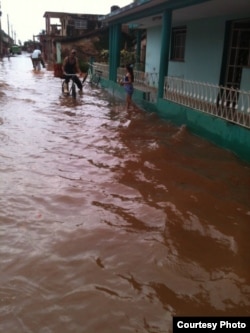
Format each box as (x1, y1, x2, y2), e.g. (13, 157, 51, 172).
(0, 54, 250, 333)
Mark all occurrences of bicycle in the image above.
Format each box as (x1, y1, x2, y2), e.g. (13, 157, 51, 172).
(61, 73, 88, 99)
(87, 67, 102, 87)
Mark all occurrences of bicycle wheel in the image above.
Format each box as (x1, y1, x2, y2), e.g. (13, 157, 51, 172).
(62, 80, 69, 95)
(62, 80, 65, 93)
(82, 73, 88, 85)
(72, 83, 76, 98)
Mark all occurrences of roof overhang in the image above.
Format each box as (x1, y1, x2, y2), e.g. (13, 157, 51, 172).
(101, 0, 210, 24)
(43, 11, 101, 19)
(101, 0, 250, 28)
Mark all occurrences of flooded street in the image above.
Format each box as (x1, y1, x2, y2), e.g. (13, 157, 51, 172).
(0, 54, 250, 333)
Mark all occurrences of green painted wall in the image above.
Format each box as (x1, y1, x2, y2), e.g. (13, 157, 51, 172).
(168, 17, 225, 84)
(151, 16, 249, 87)
(100, 78, 250, 163)
(184, 17, 225, 83)
(156, 99, 250, 163)
(145, 17, 225, 84)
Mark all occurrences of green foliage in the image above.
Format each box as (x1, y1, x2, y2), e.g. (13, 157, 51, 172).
(99, 49, 135, 66)
(100, 49, 109, 62)
(134, 62, 145, 71)
(79, 60, 89, 73)
(120, 49, 135, 66)
(93, 31, 109, 51)
(91, 29, 134, 60)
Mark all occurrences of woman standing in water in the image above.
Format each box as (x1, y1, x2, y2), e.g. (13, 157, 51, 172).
(120, 64, 134, 110)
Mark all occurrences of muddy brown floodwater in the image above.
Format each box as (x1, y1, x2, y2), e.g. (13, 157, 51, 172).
(0, 54, 249, 333)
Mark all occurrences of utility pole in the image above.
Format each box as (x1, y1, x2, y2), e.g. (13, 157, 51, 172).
(7, 14, 9, 36)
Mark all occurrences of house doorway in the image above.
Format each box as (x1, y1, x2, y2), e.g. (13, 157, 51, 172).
(223, 19, 250, 89)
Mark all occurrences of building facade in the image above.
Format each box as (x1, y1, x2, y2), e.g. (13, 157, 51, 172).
(42, 11, 102, 64)
(95, 0, 250, 162)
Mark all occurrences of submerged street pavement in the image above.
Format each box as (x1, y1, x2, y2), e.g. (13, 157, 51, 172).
(0, 54, 250, 333)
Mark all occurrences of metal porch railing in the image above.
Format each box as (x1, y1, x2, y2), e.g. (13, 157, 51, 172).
(164, 77, 250, 129)
(91, 63, 157, 87)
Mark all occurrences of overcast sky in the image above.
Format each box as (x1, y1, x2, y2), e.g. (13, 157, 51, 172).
(1, 0, 132, 43)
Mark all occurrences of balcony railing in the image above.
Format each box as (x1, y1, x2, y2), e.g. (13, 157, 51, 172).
(92, 63, 158, 88)
(164, 77, 250, 129)
(117, 66, 159, 89)
(91, 63, 157, 101)
(92, 63, 109, 79)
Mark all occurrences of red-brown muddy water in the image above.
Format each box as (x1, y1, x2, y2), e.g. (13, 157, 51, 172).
(0, 54, 249, 333)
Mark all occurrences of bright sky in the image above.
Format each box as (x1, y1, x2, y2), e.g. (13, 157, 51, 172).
(1, 0, 133, 43)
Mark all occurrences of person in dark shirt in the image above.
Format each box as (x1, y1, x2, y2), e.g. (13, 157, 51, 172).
(62, 49, 83, 93)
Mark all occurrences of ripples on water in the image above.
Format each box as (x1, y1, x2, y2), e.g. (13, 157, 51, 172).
(0, 55, 250, 332)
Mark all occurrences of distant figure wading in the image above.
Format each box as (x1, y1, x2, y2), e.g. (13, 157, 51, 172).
(31, 48, 45, 71)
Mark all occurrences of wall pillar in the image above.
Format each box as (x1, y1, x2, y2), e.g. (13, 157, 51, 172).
(158, 9, 172, 99)
(109, 23, 121, 82)
(136, 29, 142, 68)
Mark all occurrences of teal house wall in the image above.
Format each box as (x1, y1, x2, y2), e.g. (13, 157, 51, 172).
(145, 18, 227, 85)
(184, 18, 225, 83)
(156, 99, 250, 163)
(145, 27, 161, 74)
(100, 0, 250, 163)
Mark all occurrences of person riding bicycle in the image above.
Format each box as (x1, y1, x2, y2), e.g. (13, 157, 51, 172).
(62, 49, 83, 93)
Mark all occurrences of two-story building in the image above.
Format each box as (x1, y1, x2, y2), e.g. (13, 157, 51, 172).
(42, 11, 102, 64)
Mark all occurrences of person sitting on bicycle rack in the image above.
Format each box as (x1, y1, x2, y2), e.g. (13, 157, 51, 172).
(62, 49, 83, 93)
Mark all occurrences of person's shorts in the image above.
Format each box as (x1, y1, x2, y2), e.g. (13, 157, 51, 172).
(125, 84, 134, 96)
